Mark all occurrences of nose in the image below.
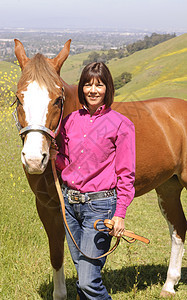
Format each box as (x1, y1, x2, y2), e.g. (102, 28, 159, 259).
(20, 131, 50, 174)
(90, 84, 97, 93)
(21, 150, 48, 174)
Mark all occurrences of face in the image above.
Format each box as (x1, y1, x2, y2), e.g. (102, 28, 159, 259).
(83, 77, 106, 113)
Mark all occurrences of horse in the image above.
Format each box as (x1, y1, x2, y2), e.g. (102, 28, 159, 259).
(14, 39, 187, 299)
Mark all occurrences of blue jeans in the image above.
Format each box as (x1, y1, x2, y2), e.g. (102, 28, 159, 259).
(62, 189, 117, 300)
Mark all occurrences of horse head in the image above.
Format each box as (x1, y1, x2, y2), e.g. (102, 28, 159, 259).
(14, 39, 71, 174)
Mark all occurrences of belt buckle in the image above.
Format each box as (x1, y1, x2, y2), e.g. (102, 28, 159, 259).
(68, 190, 85, 204)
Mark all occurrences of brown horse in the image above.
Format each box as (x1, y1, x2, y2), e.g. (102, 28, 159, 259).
(14, 39, 187, 299)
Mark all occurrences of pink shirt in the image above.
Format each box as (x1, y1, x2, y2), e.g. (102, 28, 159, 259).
(56, 105, 135, 218)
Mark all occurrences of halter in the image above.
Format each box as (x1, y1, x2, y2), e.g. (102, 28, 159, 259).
(12, 89, 65, 142)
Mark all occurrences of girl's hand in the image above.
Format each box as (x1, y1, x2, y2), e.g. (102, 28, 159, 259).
(109, 216, 125, 238)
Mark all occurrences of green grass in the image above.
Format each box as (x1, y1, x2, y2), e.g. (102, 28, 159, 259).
(108, 33, 187, 101)
(0, 61, 21, 76)
(0, 109, 187, 299)
(60, 52, 90, 84)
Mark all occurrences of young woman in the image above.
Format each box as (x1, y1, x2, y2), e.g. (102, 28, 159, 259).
(55, 62, 135, 299)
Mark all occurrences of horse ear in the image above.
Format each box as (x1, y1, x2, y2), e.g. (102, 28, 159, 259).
(14, 39, 30, 70)
(50, 39, 71, 75)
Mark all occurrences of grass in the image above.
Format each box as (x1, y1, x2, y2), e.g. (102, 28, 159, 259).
(108, 33, 187, 101)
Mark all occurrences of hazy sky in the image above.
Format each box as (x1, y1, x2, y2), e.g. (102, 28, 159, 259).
(1, 0, 187, 31)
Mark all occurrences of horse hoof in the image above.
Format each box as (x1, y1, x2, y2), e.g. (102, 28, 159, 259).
(160, 290, 175, 298)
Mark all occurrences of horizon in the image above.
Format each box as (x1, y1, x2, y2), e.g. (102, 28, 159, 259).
(0, 27, 186, 35)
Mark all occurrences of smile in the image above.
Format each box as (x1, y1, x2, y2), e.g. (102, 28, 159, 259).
(89, 96, 98, 100)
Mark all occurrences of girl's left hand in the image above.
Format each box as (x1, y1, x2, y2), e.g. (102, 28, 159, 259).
(109, 216, 125, 238)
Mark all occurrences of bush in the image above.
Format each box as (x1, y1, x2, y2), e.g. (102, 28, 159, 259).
(114, 72, 132, 90)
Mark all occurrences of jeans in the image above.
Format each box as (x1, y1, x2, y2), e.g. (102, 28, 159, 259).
(62, 189, 117, 300)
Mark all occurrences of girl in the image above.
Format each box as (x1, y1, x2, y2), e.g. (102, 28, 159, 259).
(55, 62, 135, 299)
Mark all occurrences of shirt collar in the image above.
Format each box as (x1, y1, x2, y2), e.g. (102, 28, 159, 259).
(83, 104, 110, 116)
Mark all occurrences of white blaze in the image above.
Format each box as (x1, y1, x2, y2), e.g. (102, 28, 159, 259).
(21, 81, 51, 173)
(23, 81, 50, 127)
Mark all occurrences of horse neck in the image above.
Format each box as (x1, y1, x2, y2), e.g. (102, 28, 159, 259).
(62, 80, 81, 118)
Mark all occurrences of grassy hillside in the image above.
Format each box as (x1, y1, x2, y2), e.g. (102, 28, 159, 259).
(60, 51, 90, 84)
(108, 33, 187, 101)
(60, 33, 187, 101)
(0, 33, 187, 102)
(0, 61, 18, 74)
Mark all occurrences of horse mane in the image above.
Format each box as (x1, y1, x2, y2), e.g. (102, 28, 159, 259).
(17, 53, 62, 94)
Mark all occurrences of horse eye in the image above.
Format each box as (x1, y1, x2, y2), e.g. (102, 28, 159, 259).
(54, 97, 62, 106)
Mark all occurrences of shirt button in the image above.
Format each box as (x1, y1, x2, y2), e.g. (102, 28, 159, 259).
(84, 134, 86, 137)
(72, 181, 74, 184)
(90, 119, 93, 123)
(78, 166, 81, 169)
(81, 150, 84, 153)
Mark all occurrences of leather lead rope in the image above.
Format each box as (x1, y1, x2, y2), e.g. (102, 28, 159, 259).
(94, 219, 150, 244)
(51, 159, 120, 260)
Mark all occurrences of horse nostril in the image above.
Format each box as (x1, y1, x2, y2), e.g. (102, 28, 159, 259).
(42, 153, 48, 165)
(21, 151, 26, 163)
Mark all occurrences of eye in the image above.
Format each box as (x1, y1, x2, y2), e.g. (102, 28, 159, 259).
(54, 97, 63, 106)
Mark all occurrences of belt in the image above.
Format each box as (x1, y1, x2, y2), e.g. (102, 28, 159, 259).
(62, 184, 115, 204)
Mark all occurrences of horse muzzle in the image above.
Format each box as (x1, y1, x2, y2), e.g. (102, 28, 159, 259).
(21, 151, 49, 174)
(21, 132, 50, 174)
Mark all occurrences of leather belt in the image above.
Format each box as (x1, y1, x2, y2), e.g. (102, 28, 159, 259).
(62, 184, 115, 204)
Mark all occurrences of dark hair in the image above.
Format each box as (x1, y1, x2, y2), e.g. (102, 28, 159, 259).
(78, 62, 114, 108)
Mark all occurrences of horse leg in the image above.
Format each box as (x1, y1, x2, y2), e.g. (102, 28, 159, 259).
(36, 198, 67, 300)
(155, 176, 187, 297)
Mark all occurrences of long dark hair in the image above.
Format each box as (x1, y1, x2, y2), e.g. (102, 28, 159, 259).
(78, 62, 114, 108)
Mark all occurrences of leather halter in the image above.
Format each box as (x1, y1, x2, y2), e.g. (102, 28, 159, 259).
(12, 91, 64, 141)
(19, 108, 63, 140)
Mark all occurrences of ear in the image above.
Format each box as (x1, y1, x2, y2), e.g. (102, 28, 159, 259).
(14, 39, 30, 70)
(49, 39, 71, 75)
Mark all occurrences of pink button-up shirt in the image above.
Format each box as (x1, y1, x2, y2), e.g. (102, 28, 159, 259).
(56, 105, 135, 218)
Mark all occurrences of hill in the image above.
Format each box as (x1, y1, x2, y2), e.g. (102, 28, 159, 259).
(1, 34, 187, 101)
(61, 33, 187, 101)
(0, 61, 20, 73)
(108, 33, 187, 101)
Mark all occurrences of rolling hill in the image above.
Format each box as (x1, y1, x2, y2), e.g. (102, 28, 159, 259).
(0, 33, 187, 102)
(108, 33, 187, 101)
(60, 33, 187, 101)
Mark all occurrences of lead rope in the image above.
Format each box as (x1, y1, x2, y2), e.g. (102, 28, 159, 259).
(51, 158, 121, 260)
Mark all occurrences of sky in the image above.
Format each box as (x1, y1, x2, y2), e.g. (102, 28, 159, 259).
(0, 0, 187, 31)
